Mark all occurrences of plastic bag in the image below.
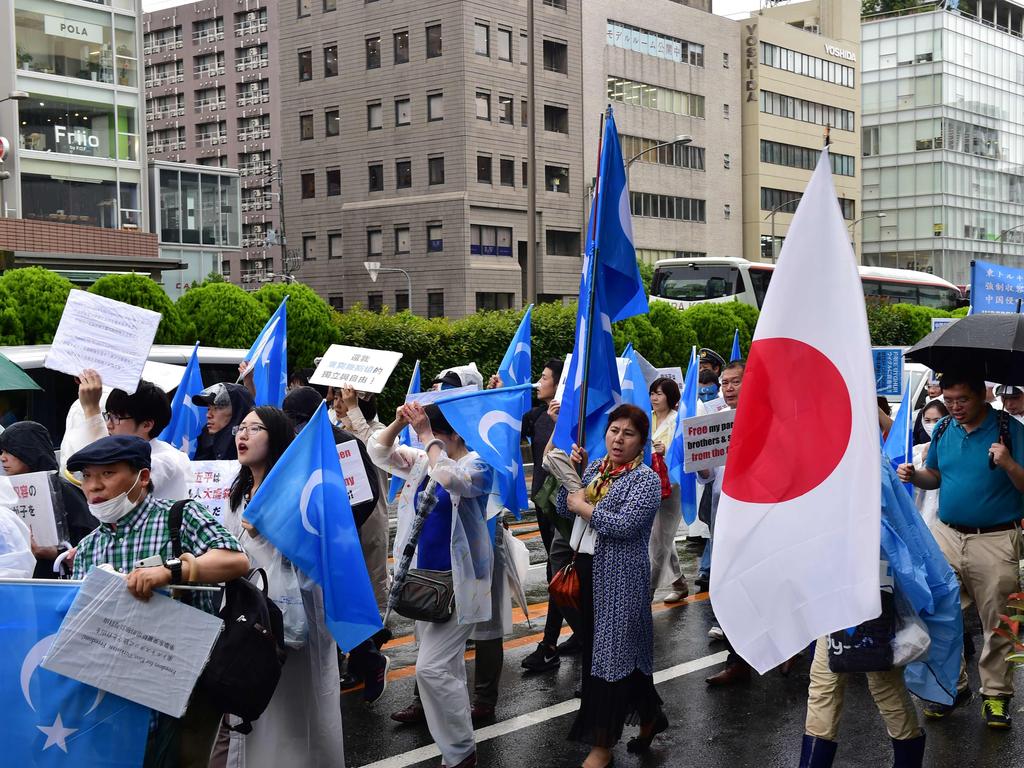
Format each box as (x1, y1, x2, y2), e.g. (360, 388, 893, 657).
(0, 507, 35, 577)
(892, 588, 931, 667)
(265, 553, 307, 649)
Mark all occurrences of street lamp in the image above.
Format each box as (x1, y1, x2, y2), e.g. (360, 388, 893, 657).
(997, 223, 1024, 259)
(364, 261, 412, 312)
(0, 91, 28, 105)
(847, 211, 887, 234)
(763, 198, 801, 263)
(624, 134, 692, 183)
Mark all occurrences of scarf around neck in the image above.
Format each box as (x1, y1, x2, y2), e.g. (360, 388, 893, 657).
(583, 455, 643, 505)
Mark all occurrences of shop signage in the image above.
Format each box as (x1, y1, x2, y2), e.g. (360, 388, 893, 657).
(743, 23, 758, 103)
(824, 43, 856, 62)
(53, 125, 100, 156)
(44, 14, 104, 44)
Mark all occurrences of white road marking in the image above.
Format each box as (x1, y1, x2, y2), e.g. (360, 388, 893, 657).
(354, 650, 730, 768)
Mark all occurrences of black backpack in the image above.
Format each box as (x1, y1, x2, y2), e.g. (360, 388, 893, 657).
(930, 409, 1013, 470)
(169, 501, 287, 734)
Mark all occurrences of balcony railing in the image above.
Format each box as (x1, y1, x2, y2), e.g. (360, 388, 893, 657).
(146, 105, 185, 119)
(237, 127, 270, 141)
(196, 132, 228, 147)
(194, 98, 227, 112)
(193, 64, 226, 78)
(234, 21, 268, 37)
(235, 56, 269, 71)
(145, 72, 184, 87)
(239, 162, 272, 176)
(192, 29, 225, 43)
(144, 37, 184, 54)
(237, 92, 270, 106)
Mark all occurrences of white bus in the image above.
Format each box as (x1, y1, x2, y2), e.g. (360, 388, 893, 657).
(649, 256, 963, 312)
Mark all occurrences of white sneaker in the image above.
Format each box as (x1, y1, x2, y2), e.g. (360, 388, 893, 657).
(708, 626, 725, 641)
(664, 589, 689, 603)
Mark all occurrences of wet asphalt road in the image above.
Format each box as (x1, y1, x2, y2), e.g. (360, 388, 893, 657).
(341, 532, 1024, 768)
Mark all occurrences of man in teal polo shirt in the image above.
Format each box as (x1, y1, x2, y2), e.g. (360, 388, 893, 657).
(898, 376, 1024, 729)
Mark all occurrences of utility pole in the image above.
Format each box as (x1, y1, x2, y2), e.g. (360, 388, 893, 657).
(525, 0, 537, 305)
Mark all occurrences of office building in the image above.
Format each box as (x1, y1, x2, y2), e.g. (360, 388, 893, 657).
(142, 0, 281, 286)
(581, 0, 742, 265)
(739, 0, 861, 263)
(278, 0, 585, 318)
(861, 0, 1024, 285)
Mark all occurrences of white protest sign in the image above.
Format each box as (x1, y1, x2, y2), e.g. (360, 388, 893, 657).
(682, 409, 735, 473)
(187, 460, 240, 520)
(554, 354, 629, 403)
(656, 367, 684, 386)
(42, 567, 223, 717)
(6, 471, 59, 546)
(337, 440, 373, 506)
(310, 344, 403, 393)
(45, 290, 161, 394)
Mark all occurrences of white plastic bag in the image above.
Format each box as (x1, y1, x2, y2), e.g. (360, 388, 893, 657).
(265, 553, 307, 649)
(891, 589, 931, 667)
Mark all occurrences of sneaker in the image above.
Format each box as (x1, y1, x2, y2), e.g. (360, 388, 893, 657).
(340, 672, 362, 690)
(363, 653, 391, 705)
(557, 634, 583, 656)
(923, 687, 971, 719)
(521, 642, 560, 672)
(983, 696, 1012, 729)
(695, 574, 710, 593)
(708, 626, 725, 641)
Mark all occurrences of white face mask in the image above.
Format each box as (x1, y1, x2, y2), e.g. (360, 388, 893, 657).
(88, 472, 142, 524)
(922, 421, 937, 438)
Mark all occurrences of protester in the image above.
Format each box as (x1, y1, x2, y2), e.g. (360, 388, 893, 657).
(648, 376, 689, 603)
(878, 396, 894, 441)
(68, 435, 249, 767)
(996, 384, 1024, 422)
(433, 363, 484, 391)
(897, 375, 1024, 728)
(912, 378, 943, 445)
(369, 401, 493, 768)
(558, 404, 667, 768)
(192, 383, 255, 461)
(0, 421, 96, 577)
(0, 487, 34, 577)
(697, 369, 720, 403)
(697, 348, 725, 378)
(288, 368, 315, 391)
(220, 406, 345, 766)
(910, 400, 948, 528)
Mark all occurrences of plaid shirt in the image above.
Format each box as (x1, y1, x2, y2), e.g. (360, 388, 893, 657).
(72, 494, 243, 615)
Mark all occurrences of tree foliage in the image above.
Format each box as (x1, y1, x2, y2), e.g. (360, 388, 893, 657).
(88, 273, 197, 345)
(253, 283, 340, 369)
(176, 282, 269, 349)
(0, 267, 73, 344)
(0, 284, 25, 345)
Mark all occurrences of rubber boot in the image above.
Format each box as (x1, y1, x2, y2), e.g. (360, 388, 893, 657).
(891, 733, 925, 768)
(799, 735, 838, 768)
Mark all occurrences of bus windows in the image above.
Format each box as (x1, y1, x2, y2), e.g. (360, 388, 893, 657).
(917, 285, 960, 311)
(650, 265, 740, 301)
(878, 281, 918, 304)
(746, 268, 772, 308)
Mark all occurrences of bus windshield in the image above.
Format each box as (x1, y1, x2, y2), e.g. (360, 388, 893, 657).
(650, 265, 741, 301)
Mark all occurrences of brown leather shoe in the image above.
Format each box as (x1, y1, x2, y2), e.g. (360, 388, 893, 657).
(470, 703, 495, 723)
(389, 703, 426, 724)
(705, 661, 751, 687)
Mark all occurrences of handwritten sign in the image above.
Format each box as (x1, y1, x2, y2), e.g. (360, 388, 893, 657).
(310, 344, 402, 393)
(42, 567, 223, 717)
(45, 290, 161, 394)
(336, 440, 373, 506)
(7, 471, 59, 546)
(682, 410, 735, 473)
(872, 347, 904, 397)
(656, 367, 685, 386)
(186, 460, 240, 520)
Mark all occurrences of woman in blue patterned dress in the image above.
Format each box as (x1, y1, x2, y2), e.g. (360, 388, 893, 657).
(557, 404, 667, 768)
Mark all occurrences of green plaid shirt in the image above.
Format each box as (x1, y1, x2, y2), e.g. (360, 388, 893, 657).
(72, 494, 243, 615)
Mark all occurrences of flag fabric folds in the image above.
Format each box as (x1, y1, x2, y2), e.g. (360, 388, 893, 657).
(731, 329, 742, 362)
(158, 342, 206, 459)
(388, 361, 421, 502)
(243, 297, 288, 408)
(244, 403, 382, 651)
(553, 107, 647, 458)
(498, 305, 533, 391)
(436, 384, 533, 519)
(619, 344, 653, 466)
(883, 385, 914, 496)
(710, 148, 881, 674)
(0, 581, 150, 766)
(665, 346, 699, 523)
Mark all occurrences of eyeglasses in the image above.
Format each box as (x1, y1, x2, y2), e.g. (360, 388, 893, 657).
(942, 397, 973, 408)
(102, 411, 130, 425)
(232, 424, 267, 436)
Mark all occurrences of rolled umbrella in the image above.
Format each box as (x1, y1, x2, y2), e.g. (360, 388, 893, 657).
(382, 478, 439, 626)
(904, 313, 1024, 385)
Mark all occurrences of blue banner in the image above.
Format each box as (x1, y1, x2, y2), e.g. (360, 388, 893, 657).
(872, 347, 904, 397)
(971, 258, 1024, 314)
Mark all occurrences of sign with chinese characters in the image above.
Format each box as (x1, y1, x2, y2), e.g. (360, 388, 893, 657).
(970, 258, 1024, 314)
(872, 347, 904, 397)
(6, 471, 58, 547)
(682, 409, 735, 473)
(336, 440, 373, 506)
(931, 317, 957, 333)
(655, 367, 684, 386)
(606, 21, 683, 62)
(186, 460, 240, 520)
(309, 344, 403, 393)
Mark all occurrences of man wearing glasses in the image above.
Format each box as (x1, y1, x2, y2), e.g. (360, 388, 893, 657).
(898, 376, 1024, 729)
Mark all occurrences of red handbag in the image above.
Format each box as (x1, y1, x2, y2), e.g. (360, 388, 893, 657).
(650, 452, 672, 499)
(548, 522, 588, 611)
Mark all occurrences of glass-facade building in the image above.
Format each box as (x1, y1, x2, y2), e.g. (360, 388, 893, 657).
(861, 2, 1024, 285)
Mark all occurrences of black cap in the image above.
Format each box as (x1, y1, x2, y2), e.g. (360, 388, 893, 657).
(66, 435, 152, 472)
(431, 371, 463, 389)
(283, 386, 324, 424)
(698, 348, 726, 369)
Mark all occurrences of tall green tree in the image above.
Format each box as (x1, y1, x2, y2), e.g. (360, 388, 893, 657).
(253, 283, 340, 370)
(0, 267, 73, 344)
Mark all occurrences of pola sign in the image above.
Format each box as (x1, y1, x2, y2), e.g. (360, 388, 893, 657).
(44, 14, 104, 44)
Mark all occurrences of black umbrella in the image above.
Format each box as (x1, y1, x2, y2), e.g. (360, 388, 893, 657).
(904, 313, 1024, 384)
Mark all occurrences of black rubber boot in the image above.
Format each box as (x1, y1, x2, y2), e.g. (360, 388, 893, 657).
(799, 734, 838, 768)
(891, 733, 925, 768)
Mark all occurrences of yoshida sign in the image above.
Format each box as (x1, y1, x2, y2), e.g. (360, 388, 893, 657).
(44, 15, 104, 44)
(824, 43, 856, 62)
(743, 22, 758, 103)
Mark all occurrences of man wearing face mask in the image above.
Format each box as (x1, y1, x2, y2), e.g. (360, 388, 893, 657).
(67, 435, 250, 767)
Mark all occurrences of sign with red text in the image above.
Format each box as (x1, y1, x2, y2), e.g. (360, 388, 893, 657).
(336, 440, 372, 506)
(7, 471, 58, 546)
(186, 461, 240, 520)
(682, 409, 735, 473)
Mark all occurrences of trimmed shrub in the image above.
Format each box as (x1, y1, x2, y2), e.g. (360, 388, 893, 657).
(0, 267, 73, 344)
(254, 283, 340, 369)
(0, 284, 25, 345)
(176, 282, 269, 349)
(89, 273, 196, 345)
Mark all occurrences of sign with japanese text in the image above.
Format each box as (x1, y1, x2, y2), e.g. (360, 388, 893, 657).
(655, 367, 685, 386)
(872, 347, 904, 397)
(6, 472, 58, 547)
(931, 317, 956, 333)
(186, 460, 240, 520)
(971, 258, 1024, 314)
(310, 344, 403, 393)
(336, 440, 373, 506)
(682, 409, 735, 473)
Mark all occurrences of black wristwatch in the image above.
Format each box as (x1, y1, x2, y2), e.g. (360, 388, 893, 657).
(164, 557, 183, 585)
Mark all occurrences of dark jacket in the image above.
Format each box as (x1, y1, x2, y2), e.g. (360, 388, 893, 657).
(194, 384, 255, 461)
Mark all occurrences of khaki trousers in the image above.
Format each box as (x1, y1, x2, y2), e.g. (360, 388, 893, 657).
(359, 492, 390, 611)
(932, 521, 1020, 697)
(805, 638, 920, 741)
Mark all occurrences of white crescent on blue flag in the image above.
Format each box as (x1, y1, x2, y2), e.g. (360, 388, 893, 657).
(883, 385, 914, 496)
(666, 346, 699, 522)
(498, 305, 533, 412)
(435, 384, 532, 519)
(0, 581, 150, 766)
(243, 403, 382, 651)
(243, 297, 288, 408)
(619, 344, 653, 466)
(388, 361, 421, 503)
(158, 342, 206, 459)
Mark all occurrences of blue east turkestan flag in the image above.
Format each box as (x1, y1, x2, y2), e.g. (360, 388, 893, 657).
(619, 344, 653, 465)
(0, 581, 150, 767)
(883, 384, 914, 496)
(244, 403, 382, 651)
(666, 346, 699, 523)
(498, 305, 533, 413)
(436, 385, 532, 519)
(553, 106, 647, 458)
(388, 361, 421, 503)
(158, 342, 206, 459)
(731, 329, 742, 363)
(244, 297, 288, 408)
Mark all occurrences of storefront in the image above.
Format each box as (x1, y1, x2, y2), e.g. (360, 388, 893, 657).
(18, 87, 137, 160)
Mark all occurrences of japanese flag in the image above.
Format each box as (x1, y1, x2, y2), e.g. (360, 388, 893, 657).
(710, 148, 881, 674)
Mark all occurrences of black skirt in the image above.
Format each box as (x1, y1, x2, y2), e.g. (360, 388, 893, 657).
(567, 554, 663, 748)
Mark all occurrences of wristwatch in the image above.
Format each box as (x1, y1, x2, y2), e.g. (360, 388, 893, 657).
(163, 557, 183, 585)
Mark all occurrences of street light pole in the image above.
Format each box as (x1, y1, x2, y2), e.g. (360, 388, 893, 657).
(764, 198, 801, 263)
(624, 135, 692, 185)
(997, 223, 1024, 261)
(847, 212, 887, 262)
(364, 262, 412, 312)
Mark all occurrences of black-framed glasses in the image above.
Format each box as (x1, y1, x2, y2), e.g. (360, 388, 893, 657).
(102, 411, 130, 425)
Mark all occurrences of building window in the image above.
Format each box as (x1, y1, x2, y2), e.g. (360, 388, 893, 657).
(298, 50, 312, 81)
(395, 98, 411, 126)
(477, 292, 515, 311)
(302, 234, 316, 260)
(298, 0, 310, 17)
(300, 113, 314, 140)
(619, 135, 705, 170)
(499, 158, 515, 187)
(395, 291, 410, 312)
(471, 224, 513, 256)
(328, 232, 342, 259)
(477, 155, 492, 183)
(327, 168, 341, 196)
(759, 90, 854, 132)
(329, 295, 344, 311)
(543, 0, 567, 9)
(759, 139, 855, 177)
(497, 28, 512, 61)
(367, 229, 382, 255)
(475, 23, 489, 56)
(521, 99, 528, 127)
(427, 92, 444, 121)
(761, 187, 854, 220)
(607, 77, 705, 118)
(301, 172, 315, 199)
(394, 30, 409, 64)
(544, 105, 568, 133)
(324, 45, 338, 77)
(426, 24, 442, 58)
(323, 0, 336, 11)
(368, 163, 384, 192)
(630, 192, 706, 222)
(367, 102, 382, 130)
(722, 103, 730, 119)
(544, 165, 569, 193)
(543, 40, 567, 73)
(427, 223, 443, 252)
(723, 52, 729, 68)
(325, 109, 340, 136)
(522, 161, 528, 187)
(366, 36, 381, 69)
(520, 32, 529, 64)
(606, 20, 702, 67)
(367, 292, 383, 312)
(498, 95, 514, 125)
(724, 204, 731, 219)
(546, 230, 580, 256)
(395, 226, 410, 253)
(723, 152, 731, 169)
(476, 91, 491, 120)
(760, 42, 855, 88)
(428, 292, 445, 318)
(428, 156, 445, 185)
(395, 159, 412, 188)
